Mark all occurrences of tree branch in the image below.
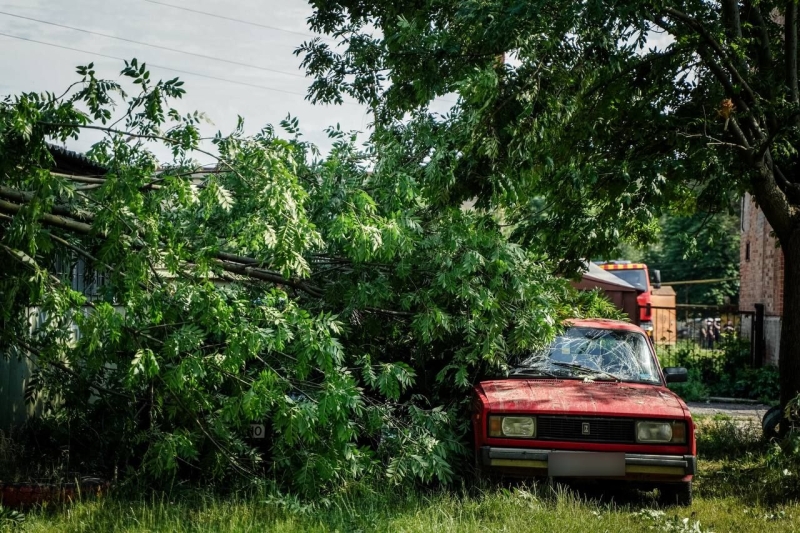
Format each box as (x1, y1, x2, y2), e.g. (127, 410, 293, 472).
(0, 196, 325, 298)
(0, 185, 94, 222)
(787, 1, 799, 105)
(662, 8, 759, 106)
(213, 259, 323, 297)
(364, 306, 414, 318)
(751, 152, 799, 240)
(38, 122, 254, 187)
(722, 0, 743, 39)
(694, 45, 764, 144)
(0, 198, 95, 234)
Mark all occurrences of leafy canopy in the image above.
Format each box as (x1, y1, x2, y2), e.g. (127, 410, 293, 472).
(300, 0, 800, 407)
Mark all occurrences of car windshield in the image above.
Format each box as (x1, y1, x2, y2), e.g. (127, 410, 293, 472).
(512, 327, 661, 383)
(607, 269, 648, 291)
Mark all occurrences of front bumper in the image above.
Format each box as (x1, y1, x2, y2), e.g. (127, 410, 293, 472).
(480, 447, 696, 477)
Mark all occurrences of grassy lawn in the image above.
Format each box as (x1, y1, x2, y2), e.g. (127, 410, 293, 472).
(4, 420, 799, 532)
(5, 478, 798, 533)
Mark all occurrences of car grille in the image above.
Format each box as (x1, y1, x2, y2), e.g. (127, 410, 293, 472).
(537, 416, 635, 444)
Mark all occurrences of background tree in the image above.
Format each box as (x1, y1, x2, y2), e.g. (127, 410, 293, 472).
(301, 0, 800, 413)
(642, 212, 740, 305)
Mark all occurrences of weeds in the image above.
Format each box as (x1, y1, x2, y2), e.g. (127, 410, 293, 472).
(695, 418, 763, 460)
(0, 507, 24, 528)
(634, 509, 710, 533)
(693, 397, 800, 505)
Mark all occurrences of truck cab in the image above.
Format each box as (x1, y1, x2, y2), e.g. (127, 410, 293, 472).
(596, 262, 660, 336)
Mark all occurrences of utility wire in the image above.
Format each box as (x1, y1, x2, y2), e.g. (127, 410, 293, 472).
(0, 10, 307, 79)
(143, 0, 335, 42)
(0, 31, 363, 106)
(141, 1, 460, 106)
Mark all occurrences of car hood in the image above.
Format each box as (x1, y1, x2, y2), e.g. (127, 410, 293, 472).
(477, 379, 688, 419)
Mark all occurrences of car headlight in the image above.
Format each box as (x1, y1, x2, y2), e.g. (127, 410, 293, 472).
(488, 416, 536, 438)
(636, 421, 687, 443)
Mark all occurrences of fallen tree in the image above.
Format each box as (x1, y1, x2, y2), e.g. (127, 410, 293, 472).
(0, 61, 617, 493)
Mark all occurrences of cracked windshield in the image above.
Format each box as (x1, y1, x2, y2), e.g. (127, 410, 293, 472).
(514, 327, 660, 383)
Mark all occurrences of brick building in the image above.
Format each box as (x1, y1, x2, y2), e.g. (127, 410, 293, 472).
(739, 193, 783, 366)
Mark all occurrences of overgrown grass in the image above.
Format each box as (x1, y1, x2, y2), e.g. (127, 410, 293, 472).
(3, 478, 798, 533)
(3, 418, 799, 532)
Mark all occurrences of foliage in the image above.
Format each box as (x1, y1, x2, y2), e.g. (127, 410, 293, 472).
(663, 338, 778, 404)
(0, 507, 24, 528)
(694, 418, 764, 461)
(299, 0, 800, 408)
(666, 368, 709, 403)
(641, 212, 740, 305)
(714, 366, 781, 404)
(0, 63, 622, 493)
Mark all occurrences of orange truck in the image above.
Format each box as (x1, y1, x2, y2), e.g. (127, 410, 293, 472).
(596, 261, 661, 337)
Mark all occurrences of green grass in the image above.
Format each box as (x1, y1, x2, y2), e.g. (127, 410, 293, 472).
(4, 479, 799, 533)
(4, 419, 800, 533)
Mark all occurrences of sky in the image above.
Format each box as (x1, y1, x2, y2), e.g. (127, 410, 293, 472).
(0, 0, 375, 163)
(0, 1, 668, 165)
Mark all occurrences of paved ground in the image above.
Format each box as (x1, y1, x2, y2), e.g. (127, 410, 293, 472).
(686, 401, 772, 423)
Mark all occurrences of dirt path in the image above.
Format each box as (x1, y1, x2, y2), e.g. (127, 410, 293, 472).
(686, 401, 772, 423)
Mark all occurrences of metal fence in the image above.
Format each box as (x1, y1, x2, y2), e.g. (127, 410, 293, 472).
(652, 305, 754, 374)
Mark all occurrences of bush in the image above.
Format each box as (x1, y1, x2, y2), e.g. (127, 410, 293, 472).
(667, 368, 708, 402)
(665, 338, 779, 404)
(710, 366, 780, 404)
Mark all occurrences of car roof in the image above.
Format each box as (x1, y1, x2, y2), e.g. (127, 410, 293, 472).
(564, 318, 645, 333)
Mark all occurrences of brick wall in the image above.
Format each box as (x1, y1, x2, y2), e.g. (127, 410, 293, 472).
(739, 193, 784, 316)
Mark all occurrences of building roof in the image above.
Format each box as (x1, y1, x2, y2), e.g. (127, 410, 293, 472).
(47, 144, 107, 176)
(580, 262, 637, 290)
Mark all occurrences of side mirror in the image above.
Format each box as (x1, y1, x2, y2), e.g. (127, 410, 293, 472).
(652, 269, 662, 290)
(663, 367, 688, 383)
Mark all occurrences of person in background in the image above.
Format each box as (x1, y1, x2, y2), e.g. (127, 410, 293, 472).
(705, 318, 715, 349)
(699, 320, 709, 349)
(723, 320, 735, 336)
(713, 318, 722, 345)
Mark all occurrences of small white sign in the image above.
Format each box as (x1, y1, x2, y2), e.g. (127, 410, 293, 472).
(250, 424, 266, 439)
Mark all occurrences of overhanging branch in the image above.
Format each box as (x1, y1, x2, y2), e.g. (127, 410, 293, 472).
(663, 7, 758, 107)
(0, 196, 325, 298)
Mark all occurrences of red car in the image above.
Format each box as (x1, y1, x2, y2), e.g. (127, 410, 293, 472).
(473, 319, 695, 505)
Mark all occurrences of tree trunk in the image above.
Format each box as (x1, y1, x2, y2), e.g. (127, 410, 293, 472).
(779, 230, 800, 423)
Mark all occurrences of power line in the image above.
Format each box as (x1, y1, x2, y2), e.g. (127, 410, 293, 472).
(143, 0, 335, 42)
(0, 31, 362, 106)
(0, 10, 307, 79)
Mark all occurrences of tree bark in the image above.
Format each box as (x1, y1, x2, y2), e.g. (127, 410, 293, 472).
(779, 230, 800, 420)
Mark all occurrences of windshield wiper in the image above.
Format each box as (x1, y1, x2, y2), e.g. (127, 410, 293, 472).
(509, 367, 560, 378)
(549, 362, 621, 382)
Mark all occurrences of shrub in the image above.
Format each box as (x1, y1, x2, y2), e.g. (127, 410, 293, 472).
(667, 368, 708, 402)
(665, 338, 779, 404)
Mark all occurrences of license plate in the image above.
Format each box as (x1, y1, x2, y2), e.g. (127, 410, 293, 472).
(548, 452, 625, 477)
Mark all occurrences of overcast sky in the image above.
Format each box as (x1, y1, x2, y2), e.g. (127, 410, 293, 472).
(0, 0, 375, 163)
(0, 1, 669, 165)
